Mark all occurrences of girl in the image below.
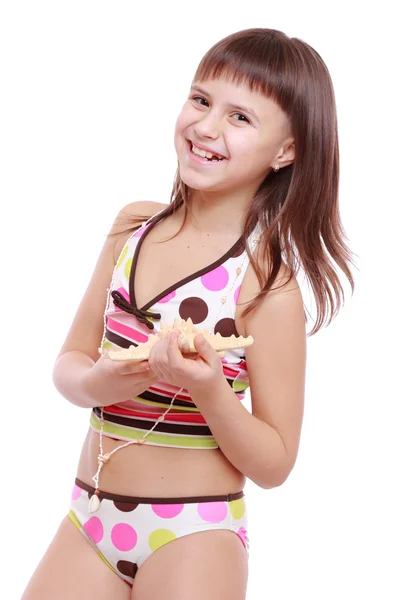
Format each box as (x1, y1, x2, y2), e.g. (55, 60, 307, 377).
(22, 27, 354, 600)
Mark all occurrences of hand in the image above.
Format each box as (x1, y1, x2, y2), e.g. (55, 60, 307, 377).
(83, 352, 159, 407)
(148, 331, 224, 394)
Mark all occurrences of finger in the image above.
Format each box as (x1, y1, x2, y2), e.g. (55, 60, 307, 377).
(193, 334, 220, 367)
(149, 336, 170, 374)
(118, 358, 153, 376)
(167, 333, 185, 370)
(148, 349, 165, 381)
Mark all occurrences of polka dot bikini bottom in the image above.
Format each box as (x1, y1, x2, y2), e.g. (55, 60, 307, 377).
(69, 478, 249, 587)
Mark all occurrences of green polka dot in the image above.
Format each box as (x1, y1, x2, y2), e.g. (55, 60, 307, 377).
(232, 380, 249, 392)
(124, 257, 133, 279)
(229, 498, 245, 520)
(148, 529, 176, 551)
(116, 245, 128, 269)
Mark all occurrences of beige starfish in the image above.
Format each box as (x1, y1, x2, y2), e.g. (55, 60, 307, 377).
(105, 317, 254, 362)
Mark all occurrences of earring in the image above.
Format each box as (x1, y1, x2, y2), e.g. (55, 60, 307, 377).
(273, 165, 280, 172)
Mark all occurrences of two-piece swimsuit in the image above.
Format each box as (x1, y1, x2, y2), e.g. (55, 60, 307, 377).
(69, 210, 260, 587)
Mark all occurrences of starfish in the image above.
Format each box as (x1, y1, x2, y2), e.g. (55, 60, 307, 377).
(105, 317, 254, 362)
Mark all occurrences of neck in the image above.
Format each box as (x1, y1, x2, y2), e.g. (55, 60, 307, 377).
(183, 188, 252, 237)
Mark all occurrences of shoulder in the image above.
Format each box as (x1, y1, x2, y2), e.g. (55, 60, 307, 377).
(243, 263, 305, 350)
(110, 200, 167, 236)
(239, 259, 306, 363)
(236, 248, 304, 336)
(110, 200, 168, 261)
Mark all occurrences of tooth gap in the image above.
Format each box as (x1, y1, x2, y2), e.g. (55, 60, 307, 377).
(191, 144, 223, 161)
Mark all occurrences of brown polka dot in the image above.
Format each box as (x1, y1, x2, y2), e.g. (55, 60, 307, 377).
(179, 297, 208, 324)
(231, 240, 246, 258)
(214, 318, 239, 338)
(117, 560, 139, 579)
(113, 501, 139, 512)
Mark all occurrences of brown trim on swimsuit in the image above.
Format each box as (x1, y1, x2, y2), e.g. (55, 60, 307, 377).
(75, 477, 244, 504)
(111, 213, 245, 330)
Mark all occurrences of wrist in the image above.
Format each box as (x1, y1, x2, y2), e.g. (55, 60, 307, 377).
(187, 373, 228, 403)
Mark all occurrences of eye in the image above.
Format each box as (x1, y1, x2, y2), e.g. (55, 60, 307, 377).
(192, 95, 209, 107)
(233, 113, 250, 124)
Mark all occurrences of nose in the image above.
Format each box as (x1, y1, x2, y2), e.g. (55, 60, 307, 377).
(193, 109, 221, 140)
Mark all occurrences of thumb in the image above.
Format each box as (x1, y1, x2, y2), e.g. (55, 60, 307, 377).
(193, 334, 219, 364)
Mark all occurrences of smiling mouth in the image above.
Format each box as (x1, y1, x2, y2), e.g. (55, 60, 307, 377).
(188, 141, 226, 162)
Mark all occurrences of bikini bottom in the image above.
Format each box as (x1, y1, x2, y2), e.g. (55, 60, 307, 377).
(69, 477, 249, 587)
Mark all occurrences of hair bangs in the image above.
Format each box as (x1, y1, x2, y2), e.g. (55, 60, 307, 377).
(193, 29, 298, 109)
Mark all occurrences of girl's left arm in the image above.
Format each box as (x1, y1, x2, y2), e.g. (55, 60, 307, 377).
(189, 275, 306, 489)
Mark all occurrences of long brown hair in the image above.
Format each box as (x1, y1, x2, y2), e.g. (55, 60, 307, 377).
(124, 28, 355, 335)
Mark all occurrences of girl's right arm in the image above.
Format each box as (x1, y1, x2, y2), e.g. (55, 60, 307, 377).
(52, 200, 166, 408)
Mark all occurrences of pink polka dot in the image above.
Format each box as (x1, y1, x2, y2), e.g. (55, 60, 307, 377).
(234, 285, 241, 304)
(134, 225, 148, 238)
(158, 290, 176, 303)
(237, 527, 248, 549)
(197, 501, 228, 523)
(71, 485, 82, 500)
(83, 517, 104, 544)
(111, 523, 138, 551)
(151, 503, 184, 518)
(201, 266, 229, 291)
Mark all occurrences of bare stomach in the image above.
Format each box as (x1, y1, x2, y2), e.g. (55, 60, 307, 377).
(76, 428, 246, 498)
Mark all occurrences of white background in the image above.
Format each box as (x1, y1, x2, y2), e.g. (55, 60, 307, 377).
(1, 1, 399, 598)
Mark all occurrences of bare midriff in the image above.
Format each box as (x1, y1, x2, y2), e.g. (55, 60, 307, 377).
(76, 427, 246, 498)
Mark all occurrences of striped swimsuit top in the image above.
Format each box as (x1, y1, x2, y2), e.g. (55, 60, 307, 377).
(90, 211, 260, 449)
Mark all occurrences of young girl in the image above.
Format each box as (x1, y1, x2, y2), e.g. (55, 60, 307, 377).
(22, 27, 354, 600)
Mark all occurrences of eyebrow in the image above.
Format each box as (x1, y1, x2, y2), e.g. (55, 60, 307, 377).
(190, 84, 260, 124)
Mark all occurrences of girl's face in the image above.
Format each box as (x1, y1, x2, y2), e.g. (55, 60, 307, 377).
(174, 77, 294, 198)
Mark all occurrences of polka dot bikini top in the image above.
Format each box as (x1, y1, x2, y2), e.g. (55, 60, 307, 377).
(90, 211, 260, 449)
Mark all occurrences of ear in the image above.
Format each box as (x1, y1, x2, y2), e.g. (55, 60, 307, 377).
(274, 138, 295, 169)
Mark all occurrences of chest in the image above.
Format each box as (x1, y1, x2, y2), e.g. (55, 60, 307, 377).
(134, 226, 240, 310)
(114, 219, 263, 340)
